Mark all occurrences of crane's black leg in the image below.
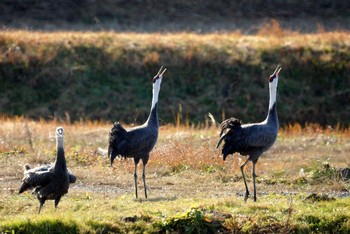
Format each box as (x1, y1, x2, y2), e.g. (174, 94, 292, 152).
(142, 156, 149, 199)
(142, 164, 147, 199)
(240, 157, 251, 202)
(134, 158, 140, 198)
(252, 160, 258, 202)
(54, 196, 61, 209)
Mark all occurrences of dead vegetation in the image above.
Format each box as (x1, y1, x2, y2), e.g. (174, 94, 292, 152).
(0, 117, 349, 195)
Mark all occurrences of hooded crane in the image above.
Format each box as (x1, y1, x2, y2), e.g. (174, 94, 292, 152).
(216, 65, 282, 202)
(108, 66, 167, 199)
(19, 127, 75, 213)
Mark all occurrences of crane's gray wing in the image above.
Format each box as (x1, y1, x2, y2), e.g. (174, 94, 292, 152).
(126, 127, 158, 156)
(19, 169, 54, 193)
(32, 164, 52, 172)
(26, 163, 76, 184)
(38, 164, 75, 184)
(241, 125, 277, 148)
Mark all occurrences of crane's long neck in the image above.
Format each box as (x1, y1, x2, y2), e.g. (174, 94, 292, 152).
(266, 80, 278, 126)
(53, 137, 67, 173)
(146, 79, 161, 127)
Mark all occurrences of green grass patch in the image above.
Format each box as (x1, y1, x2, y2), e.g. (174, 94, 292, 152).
(1, 193, 349, 233)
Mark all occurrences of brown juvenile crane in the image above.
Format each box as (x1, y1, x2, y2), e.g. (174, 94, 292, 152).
(216, 65, 282, 202)
(108, 66, 167, 199)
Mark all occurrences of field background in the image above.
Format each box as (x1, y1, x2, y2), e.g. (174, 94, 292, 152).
(0, 1, 350, 233)
(0, 1, 350, 126)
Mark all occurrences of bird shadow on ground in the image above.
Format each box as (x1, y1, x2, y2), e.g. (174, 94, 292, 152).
(133, 196, 177, 203)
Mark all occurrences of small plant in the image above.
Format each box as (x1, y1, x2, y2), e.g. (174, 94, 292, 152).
(309, 161, 339, 184)
(157, 207, 214, 233)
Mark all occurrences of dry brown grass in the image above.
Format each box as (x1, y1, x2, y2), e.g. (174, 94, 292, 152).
(0, 116, 349, 198)
(2, 28, 350, 56)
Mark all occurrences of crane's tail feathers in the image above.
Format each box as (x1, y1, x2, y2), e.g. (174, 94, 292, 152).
(217, 118, 242, 160)
(109, 122, 128, 166)
(107, 145, 112, 159)
(219, 117, 242, 136)
(223, 153, 230, 161)
(109, 122, 127, 139)
(18, 182, 31, 194)
(110, 149, 119, 165)
(216, 134, 226, 148)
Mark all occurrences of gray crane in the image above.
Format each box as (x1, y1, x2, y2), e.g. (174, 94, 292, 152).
(216, 65, 282, 202)
(19, 127, 76, 213)
(108, 66, 167, 199)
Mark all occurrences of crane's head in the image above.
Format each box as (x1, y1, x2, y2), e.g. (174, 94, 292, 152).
(269, 64, 282, 84)
(152, 66, 167, 84)
(56, 127, 64, 138)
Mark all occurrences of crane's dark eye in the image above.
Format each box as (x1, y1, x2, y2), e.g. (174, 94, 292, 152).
(152, 76, 159, 83)
(269, 75, 276, 82)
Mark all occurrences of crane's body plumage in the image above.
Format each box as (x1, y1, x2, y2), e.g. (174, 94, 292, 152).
(108, 67, 166, 198)
(218, 103, 278, 161)
(19, 163, 76, 194)
(217, 65, 281, 202)
(19, 127, 75, 213)
(109, 104, 158, 161)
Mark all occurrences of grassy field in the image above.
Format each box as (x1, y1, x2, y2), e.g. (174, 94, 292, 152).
(0, 117, 349, 233)
(1, 27, 350, 126)
(1, 2, 349, 233)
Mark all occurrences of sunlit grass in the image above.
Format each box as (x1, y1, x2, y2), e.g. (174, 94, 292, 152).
(0, 117, 349, 232)
(2, 28, 349, 63)
(1, 191, 349, 233)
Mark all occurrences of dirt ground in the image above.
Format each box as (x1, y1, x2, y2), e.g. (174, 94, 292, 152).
(1, 124, 349, 202)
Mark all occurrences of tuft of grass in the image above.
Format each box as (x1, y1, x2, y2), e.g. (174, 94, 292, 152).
(308, 161, 339, 184)
(156, 207, 226, 233)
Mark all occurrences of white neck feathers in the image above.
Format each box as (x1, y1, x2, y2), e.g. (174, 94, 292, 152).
(268, 78, 278, 110)
(151, 78, 162, 109)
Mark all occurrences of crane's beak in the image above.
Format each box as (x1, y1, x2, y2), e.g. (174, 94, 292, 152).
(273, 64, 282, 76)
(156, 66, 167, 78)
(153, 66, 167, 82)
(159, 67, 167, 78)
